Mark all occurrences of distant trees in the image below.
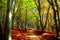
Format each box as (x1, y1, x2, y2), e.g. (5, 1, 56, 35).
(34, 0, 51, 32)
(34, 0, 60, 37)
(34, 0, 44, 31)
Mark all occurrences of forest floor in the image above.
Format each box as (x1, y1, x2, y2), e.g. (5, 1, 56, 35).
(12, 26, 56, 40)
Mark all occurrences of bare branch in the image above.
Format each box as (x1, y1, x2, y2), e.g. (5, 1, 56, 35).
(47, 0, 53, 5)
(34, 0, 38, 7)
(42, 6, 50, 31)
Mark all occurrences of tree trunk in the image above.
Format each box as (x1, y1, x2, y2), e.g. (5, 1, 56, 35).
(47, 0, 59, 37)
(4, 0, 12, 40)
(25, 6, 27, 30)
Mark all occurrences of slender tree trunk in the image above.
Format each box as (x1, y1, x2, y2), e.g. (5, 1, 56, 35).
(0, 20, 3, 40)
(55, 0, 60, 35)
(37, 0, 43, 31)
(25, 6, 27, 30)
(47, 0, 59, 37)
(55, 0, 59, 37)
(0, 1, 4, 40)
(42, 6, 50, 31)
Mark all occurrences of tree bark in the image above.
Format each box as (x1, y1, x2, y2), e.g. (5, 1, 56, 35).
(47, 0, 59, 37)
(4, 0, 12, 40)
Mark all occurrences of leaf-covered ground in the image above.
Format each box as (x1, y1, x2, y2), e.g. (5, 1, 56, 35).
(12, 26, 56, 40)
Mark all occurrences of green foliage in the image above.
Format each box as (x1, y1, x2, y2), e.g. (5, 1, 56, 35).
(2, 0, 7, 3)
(1, 0, 60, 31)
